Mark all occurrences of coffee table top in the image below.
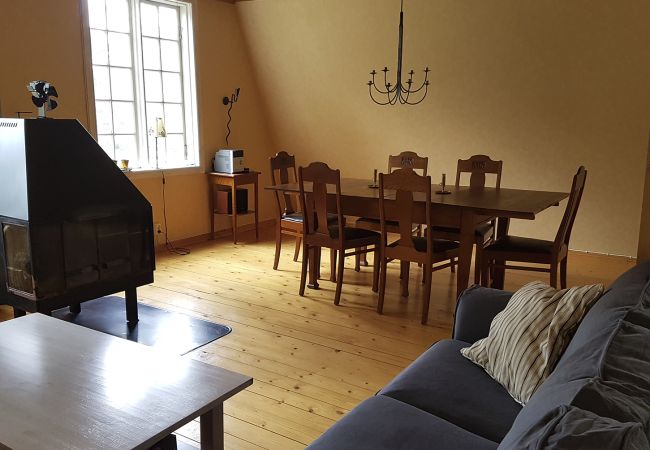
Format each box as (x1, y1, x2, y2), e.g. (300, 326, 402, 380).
(0, 314, 252, 450)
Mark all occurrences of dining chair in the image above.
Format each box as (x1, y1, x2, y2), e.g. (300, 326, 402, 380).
(355, 151, 429, 270)
(298, 162, 380, 304)
(429, 154, 503, 283)
(269, 151, 341, 276)
(480, 166, 587, 289)
(377, 168, 460, 324)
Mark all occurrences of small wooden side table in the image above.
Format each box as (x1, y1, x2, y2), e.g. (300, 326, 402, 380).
(208, 171, 260, 244)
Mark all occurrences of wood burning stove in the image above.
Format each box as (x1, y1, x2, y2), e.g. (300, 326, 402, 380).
(0, 119, 154, 323)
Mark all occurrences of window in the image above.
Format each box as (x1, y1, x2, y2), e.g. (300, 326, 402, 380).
(86, 0, 198, 170)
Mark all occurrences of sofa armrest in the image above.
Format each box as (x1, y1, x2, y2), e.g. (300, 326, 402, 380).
(452, 285, 513, 344)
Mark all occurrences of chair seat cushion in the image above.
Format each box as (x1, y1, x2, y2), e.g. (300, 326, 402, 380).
(484, 235, 554, 254)
(379, 340, 522, 443)
(306, 394, 498, 450)
(407, 236, 459, 253)
(430, 222, 494, 237)
(329, 226, 380, 241)
(282, 212, 338, 224)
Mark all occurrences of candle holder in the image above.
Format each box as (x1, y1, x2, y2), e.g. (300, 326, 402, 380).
(368, 169, 379, 188)
(435, 172, 451, 195)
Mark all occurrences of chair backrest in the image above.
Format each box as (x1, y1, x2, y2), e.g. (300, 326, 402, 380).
(554, 166, 587, 252)
(298, 162, 344, 242)
(455, 154, 503, 188)
(379, 168, 432, 261)
(269, 151, 298, 215)
(388, 151, 429, 176)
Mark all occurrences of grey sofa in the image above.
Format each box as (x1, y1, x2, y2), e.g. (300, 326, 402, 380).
(307, 261, 650, 449)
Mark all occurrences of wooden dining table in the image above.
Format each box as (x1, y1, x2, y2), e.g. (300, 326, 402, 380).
(266, 178, 568, 299)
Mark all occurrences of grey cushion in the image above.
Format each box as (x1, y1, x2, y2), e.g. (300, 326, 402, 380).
(307, 395, 497, 450)
(500, 261, 650, 446)
(453, 285, 513, 344)
(379, 340, 521, 443)
(499, 405, 649, 450)
(282, 211, 339, 223)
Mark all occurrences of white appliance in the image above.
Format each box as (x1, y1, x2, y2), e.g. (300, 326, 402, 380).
(214, 149, 245, 173)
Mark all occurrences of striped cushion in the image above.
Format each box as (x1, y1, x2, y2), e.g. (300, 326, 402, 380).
(461, 281, 603, 405)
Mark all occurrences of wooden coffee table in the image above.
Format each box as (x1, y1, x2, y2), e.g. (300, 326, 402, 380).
(0, 314, 252, 450)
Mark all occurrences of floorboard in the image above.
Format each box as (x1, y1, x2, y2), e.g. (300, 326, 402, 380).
(0, 225, 636, 448)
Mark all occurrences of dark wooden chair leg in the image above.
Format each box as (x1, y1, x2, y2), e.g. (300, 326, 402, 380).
(401, 261, 410, 298)
(334, 250, 345, 305)
(450, 257, 456, 273)
(560, 257, 568, 289)
(299, 243, 309, 296)
(273, 223, 282, 270)
(330, 248, 337, 282)
(371, 247, 379, 292)
(13, 307, 26, 318)
(69, 304, 81, 314)
(422, 267, 433, 325)
(355, 249, 361, 272)
(315, 247, 322, 279)
(481, 258, 491, 287)
(550, 262, 558, 289)
(125, 287, 139, 325)
(293, 236, 302, 262)
(378, 255, 388, 314)
(361, 249, 369, 266)
(474, 244, 483, 284)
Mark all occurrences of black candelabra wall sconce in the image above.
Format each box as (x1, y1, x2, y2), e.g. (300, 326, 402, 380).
(223, 88, 240, 146)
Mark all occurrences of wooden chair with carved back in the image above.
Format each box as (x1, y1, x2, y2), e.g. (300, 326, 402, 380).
(298, 162, 380, 304)
(355, 151, 429, 269)
(269, 151, 341, 277)
(377, 168, 460, 324)
(480, 166, 587, 289)
(430, 154, 503, 283)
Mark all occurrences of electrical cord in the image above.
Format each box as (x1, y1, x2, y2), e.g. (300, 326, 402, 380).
(161, 170, 190, 256)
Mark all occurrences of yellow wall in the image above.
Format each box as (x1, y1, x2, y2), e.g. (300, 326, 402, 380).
(0, 0, 277, 242)
(236, 0, 650, 257)
(638, 136, 650, 262)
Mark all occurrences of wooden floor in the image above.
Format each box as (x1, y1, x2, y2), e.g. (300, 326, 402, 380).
(0, 225, 636, 449)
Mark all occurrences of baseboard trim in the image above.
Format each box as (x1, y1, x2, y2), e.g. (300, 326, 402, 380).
(155, 219, 275, 251)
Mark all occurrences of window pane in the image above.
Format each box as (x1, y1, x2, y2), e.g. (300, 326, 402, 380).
(88, 0, 107, 29)
(148, 135, 166, 168)
(162, 72, 182, 103)
(146, 102, 164, 131)
(92, 66, 111, 100)
(114, 134, 137, 162)
(90, 29, 108, 65)
(112, 101, 136, 134)
(158, 6, 179, 40)
(106, 0, 130, 33)
(108, 32, 132, 67)
(144, 71, 162, 102)
(95, 101, 113, 134)
(164, 104, 184, 133)
(110, 67, 134, 101)
(160, 40, 180, 72)
(140, 3, 159, 37)
(142, 38, 161, 70)
(165, 134, 186, 166)
(97, 134, 115, 159)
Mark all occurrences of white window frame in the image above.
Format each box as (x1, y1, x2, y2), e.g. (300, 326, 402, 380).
(81, 0, 199, 172)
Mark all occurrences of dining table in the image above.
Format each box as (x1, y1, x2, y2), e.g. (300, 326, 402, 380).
(266, 178, 569, 299)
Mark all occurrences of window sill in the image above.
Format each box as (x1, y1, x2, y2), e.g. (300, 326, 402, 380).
(123, 164, 204, 180)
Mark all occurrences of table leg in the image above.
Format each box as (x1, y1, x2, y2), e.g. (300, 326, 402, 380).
(231, 183, 238, 244)
(456, 210, 476, 300)
(200, 404, 224, 450)
(254, 178, 259, 241)
(125, 287, 139, 325)
(209, 183, 215, 240)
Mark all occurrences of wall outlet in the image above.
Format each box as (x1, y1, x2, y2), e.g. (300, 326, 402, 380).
(155, 223, 163, 235)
